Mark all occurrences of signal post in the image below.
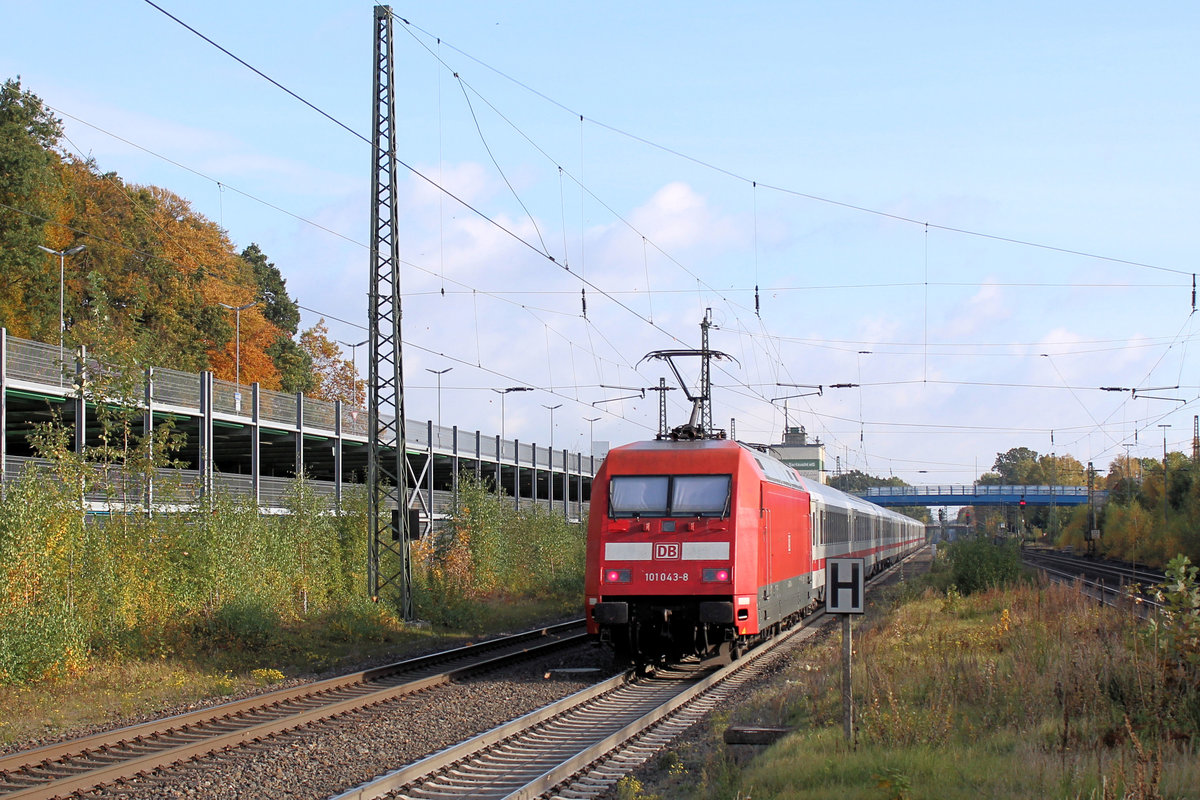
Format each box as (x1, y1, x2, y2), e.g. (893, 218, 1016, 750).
(826, 557, 865, 744)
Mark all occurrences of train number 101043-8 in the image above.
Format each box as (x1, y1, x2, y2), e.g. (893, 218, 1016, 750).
(645, 572, 690, 583)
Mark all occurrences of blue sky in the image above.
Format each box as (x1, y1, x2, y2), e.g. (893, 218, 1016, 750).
(3, 1, 1198, 482)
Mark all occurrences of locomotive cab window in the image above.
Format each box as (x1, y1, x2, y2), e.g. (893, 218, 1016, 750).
(671, 475, 731, 517)
(609, 474, 731, 518)
(609, 476, 669, 517)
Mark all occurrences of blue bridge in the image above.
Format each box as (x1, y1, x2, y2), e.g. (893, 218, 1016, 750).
(857, 485, 1105, 507)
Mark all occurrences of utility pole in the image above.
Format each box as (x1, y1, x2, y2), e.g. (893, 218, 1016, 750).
(1159, 424, 1171, 528)
(700, 309, 714, 434)
(646, 377, 673, 438)
(1087, 461, 1098, 556)
(367, 4, 412, 618)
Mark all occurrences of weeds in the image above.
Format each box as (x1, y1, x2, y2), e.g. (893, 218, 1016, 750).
(629, 547, 1200, 799)
(410, 474, 584, 630)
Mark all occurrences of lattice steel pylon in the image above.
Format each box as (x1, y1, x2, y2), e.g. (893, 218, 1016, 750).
(700, 309, 714, 434)
(367, 4, 412, 618)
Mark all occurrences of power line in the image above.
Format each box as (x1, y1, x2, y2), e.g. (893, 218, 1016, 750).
(396, 13, 1192, 279)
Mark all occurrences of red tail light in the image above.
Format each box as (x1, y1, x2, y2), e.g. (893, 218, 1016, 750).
(605, 569, 632, 584)
(702, 568, 731, 583)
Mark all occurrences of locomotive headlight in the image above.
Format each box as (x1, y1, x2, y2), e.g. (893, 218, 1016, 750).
(702, 568, 731, 583)
(605, 568, 632, 584)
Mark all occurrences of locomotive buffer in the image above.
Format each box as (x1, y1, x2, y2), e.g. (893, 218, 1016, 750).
(826, 558, 866, 743)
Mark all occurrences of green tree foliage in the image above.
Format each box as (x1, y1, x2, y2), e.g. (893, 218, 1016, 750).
(991, 446, 1040, 484)
(1149, 555, 1200, 691)
(242, 242, 300, 334)
(946, 537, 1023, 595)
(267, 335, 316, 394)
(1053, 450, 1200, 567)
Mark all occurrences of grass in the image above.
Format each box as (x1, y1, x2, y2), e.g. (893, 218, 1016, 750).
(621, 565, 1200, 800)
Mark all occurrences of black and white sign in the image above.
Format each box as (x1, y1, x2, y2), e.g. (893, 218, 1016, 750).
(825, 557, 865, 614)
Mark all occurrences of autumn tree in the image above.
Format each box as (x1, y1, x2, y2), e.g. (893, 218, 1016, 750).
(1028, 453, 1087, 486)
(0, 77, 70, 340)
(2, 79, 331, 399)
(299, 319, 361, 405)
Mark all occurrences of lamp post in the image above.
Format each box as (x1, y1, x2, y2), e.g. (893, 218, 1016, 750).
(584, 415, 600, 456)
(36, 244, 86, 362)
(543, 404, 562, 452)
(425, 367, 452, 431)
(339, 339, 367, 407)
(492, 386, 532, 442)
(217, 301, 256, 386)
(543, 403, 562, 507)
(1158, 423, 1171, 528)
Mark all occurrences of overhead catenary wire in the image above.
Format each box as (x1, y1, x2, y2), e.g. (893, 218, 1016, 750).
(60, 3, 1186, 477)
(394, 13, 1192, 279)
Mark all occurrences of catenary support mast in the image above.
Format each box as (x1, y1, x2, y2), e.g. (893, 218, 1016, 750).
(367, 4, 412, 618)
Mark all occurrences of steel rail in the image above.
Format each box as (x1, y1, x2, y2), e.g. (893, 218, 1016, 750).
(1022, 548, 1165, 587)
(0, 621, 584, 800)
(334, 606, 837, 800)
(1021, 552, 1163, 616)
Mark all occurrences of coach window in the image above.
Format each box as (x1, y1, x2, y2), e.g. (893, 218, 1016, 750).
(671, 475, 731, 517)
(609, 476, 669, 518)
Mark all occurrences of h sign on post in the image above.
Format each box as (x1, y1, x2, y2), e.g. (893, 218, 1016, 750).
(826, 558, 865, 614)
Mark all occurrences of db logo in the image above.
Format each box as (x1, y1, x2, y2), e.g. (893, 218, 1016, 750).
(654, 542, 681, 560)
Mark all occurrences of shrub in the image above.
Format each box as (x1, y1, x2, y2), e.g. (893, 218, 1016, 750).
(946, 537, 1023, 595)
(196, 597, 282, 652)
(411, 473, 585, 626)
(1148, 555, 1200, 691)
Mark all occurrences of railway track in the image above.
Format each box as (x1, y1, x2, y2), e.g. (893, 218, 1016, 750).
(0, 621, 585, 800)
(334, 554, 928, 800)
(334, 614, 825, 800)
(1021, 547, 1165, 614)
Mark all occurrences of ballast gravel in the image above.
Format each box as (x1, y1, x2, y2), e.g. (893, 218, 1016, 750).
(84, 644, 614, 800)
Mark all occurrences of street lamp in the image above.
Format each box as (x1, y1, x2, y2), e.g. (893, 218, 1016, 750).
(492, 386, 532, 442)
(425, 367, 453, 430)
(339, 339, 367, 407)
(543, 404, 562, 452)
(1158, 423, 1171, 528)
(36, 243, 86, 361)
(217, 301, 256, 386)
(584, 416, 600, 456)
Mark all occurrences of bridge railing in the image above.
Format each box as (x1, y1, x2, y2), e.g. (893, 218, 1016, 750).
(863, 484, 1093, 498)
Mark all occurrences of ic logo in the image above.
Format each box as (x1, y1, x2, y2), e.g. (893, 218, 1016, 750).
(654, 542, 681, 560)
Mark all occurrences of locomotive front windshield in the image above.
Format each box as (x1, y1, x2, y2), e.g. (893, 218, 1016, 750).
(609, 474, 731, 518)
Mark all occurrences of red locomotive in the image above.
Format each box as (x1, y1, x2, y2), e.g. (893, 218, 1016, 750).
(584, 437, 925, 663)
